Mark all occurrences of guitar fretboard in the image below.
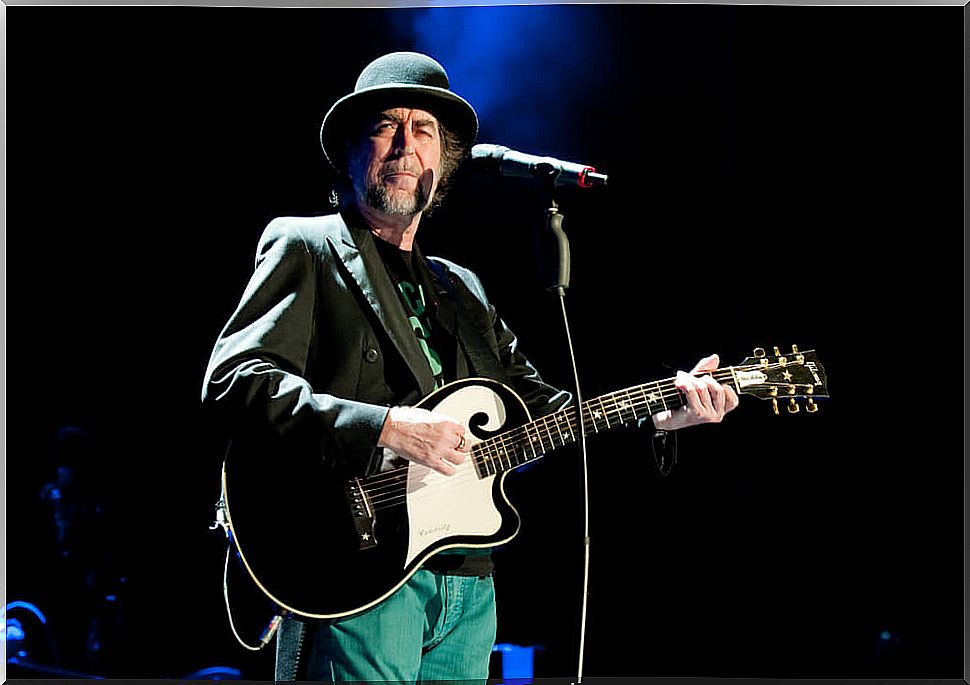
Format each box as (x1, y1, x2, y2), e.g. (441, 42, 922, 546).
(473, 368, 738, 477)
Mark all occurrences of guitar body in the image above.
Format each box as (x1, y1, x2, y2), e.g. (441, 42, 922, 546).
(222, 378, 531, 619)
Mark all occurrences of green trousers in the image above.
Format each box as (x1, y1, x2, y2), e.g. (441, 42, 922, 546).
(275, 569, 497, 682)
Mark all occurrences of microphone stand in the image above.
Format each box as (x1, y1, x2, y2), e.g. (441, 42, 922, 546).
(545, 190, 570, 296)
(537, 166, 590, 685)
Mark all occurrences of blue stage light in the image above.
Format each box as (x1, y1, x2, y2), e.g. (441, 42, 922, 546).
(181, 665, 243, 680)
(403, 6, 615, 154)
(492, 642, 535, 679)
(6, 618, 26, 641)
(5, 601, 47, 625)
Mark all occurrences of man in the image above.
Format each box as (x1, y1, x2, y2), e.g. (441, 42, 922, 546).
(202, 51, 738, 682)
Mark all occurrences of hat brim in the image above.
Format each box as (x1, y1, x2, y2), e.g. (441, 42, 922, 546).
(320, 84, 479, 172)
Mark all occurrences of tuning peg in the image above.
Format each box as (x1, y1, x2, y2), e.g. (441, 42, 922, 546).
(791, 344, 799, 354)
(771, 345, 787, 365)
(806, 398, 818, 413)
(787, 398, 800, 414)
(771, 398, 779, 415)
(754, 347, 766, 358)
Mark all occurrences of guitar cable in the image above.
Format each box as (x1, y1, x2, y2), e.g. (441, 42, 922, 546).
(554, 289, 591, 685)
(221, 542, 287, 652)
(213, 492, 287, 652)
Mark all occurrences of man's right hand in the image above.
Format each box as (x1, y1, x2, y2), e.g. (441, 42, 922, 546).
(377, 406, 471, 476)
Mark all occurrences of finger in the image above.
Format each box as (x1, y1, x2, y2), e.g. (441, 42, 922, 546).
(677, 369, 714, 406)
(433, 456, 458, 476)
(702, 375, 726, 415)
(439, 427, 470, 458)
(441, 447, 467, 466)
(698, 385, 716, 418)
(421, 451, 458, 475)
(690, 353, 720, 375)
(724, 384, 739, 413)
(428, 420, 463, 445)
(693, 381, 725, 422)
(674, 372, 701, 413)
(708, 377, 737, 415)
(442, 420, 467, 441)
(691, 371, 717, 408)
(725, 386, 740, 412)
(682, 381, 709, 418)
(673, 369, 693, 391)
(651, 409, 674, 430)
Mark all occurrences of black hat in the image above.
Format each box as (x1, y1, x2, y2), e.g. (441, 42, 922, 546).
(319, 52, 479, 172)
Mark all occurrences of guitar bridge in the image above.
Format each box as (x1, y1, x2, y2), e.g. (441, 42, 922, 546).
(345, 478, 378, 550)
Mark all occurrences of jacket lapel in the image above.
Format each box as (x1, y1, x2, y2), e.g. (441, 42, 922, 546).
(328, 216, 438, 397)
(423, 266, 467, 379)
(423, 255, 510, 385)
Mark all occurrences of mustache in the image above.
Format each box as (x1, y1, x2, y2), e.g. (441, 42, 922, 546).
(378, 165, 436, 197)
(380, 162, 419, 176)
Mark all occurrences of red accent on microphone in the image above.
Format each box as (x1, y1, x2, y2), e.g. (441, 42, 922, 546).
(578, 167, 596, 188)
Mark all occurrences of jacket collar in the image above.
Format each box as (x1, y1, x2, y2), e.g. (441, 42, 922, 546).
(327, 210, 439, 396)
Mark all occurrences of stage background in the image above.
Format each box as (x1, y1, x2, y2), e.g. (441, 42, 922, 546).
(5, 5, 964, 680)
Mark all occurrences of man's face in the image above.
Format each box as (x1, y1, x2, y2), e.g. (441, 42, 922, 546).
(347, 107, 443, 218)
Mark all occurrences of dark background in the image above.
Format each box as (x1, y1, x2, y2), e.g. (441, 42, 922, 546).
(5, 5, 964, 681)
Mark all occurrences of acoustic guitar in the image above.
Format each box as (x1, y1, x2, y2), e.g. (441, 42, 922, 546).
(218, 345, 827, 619)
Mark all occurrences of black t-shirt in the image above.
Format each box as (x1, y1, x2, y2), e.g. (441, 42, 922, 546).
(374, 237, 451, 389)
(374, 236, 494, 577)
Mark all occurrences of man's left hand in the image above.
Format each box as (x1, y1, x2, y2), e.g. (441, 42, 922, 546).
(652, 353, 739, 431)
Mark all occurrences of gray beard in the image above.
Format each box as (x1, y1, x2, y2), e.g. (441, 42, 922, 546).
(363, 180, 430, 217)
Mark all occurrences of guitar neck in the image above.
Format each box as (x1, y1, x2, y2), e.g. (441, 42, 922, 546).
(474, 368, 739, 477)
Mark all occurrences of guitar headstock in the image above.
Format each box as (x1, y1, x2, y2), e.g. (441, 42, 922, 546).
(734, 345, 828, 414)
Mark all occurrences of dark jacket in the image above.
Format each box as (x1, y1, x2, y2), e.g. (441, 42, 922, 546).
(201, 210, 570, 476)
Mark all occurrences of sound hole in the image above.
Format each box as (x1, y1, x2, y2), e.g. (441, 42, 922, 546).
(468, 411, 498, 440)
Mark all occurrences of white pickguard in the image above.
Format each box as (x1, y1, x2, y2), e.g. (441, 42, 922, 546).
(404, 384, 510, 567)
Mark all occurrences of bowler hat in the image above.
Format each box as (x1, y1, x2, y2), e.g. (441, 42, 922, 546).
(320, 52, 479, 172)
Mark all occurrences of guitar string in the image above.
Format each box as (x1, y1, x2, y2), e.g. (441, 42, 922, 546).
(361, 393, 674, 509)
(356, 371, 723, 495)
(359, 402, 615, 501)
(357, 362, 809, 500)
(355, 363, 799, 500)
(356, 378, 694, 493)
(362, 380, 818, 510)
(357, 398, 627, 510)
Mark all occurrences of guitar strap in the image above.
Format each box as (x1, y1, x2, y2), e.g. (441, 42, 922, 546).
(424, 256, 515, 389)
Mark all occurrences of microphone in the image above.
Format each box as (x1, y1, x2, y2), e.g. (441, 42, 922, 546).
(469, 144, 608, 188)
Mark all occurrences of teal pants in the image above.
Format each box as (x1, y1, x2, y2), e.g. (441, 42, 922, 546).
(275, 570, 497, 682)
